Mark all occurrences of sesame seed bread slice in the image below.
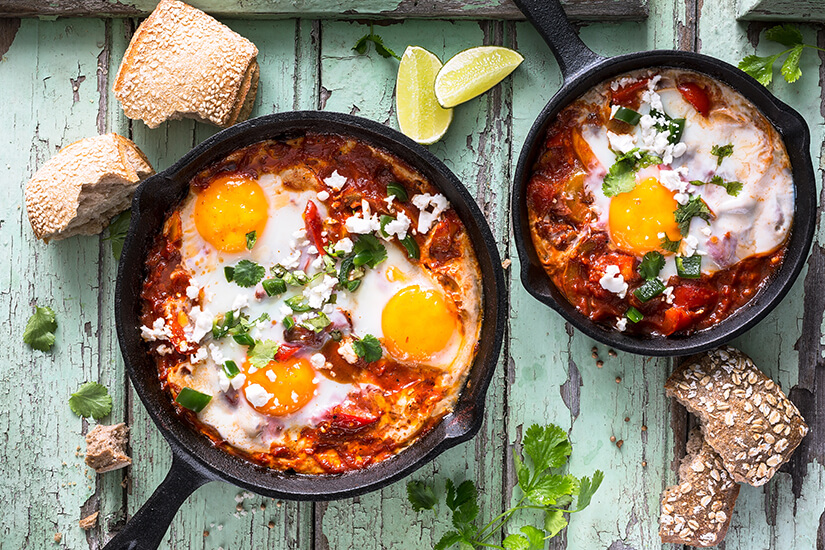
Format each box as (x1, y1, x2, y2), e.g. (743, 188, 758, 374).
(226, 59, 259, 127)
(113, 0, 258, 129)
(665, 346, 808, 487)
(659, 429, 740, 547)
(25, 134, 154, 242)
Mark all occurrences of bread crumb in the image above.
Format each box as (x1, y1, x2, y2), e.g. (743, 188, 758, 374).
(79, 511, 98, 530)
(85, 423, 132, 473)
(53, 533, 62, 543)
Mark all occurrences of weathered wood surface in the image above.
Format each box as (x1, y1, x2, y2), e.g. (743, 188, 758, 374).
(0, 0, 649, 21)
(0, 1, 823, 549)
(738, 0, 825, 23)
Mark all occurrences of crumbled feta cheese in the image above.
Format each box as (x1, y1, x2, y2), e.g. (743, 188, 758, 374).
(265, 370, 277, 382)
(681, 235, 699, 256)
(310, 256, 325, 270)
(208, 343, 225, 365)
(156, 344, 173, 356)
(317, 190, 330, 201)
(700, 226, 712, 237)
(310, 353, 326, 369)
(616, 318, 628, 332)
(218, 371, 231, 393)
(345, 200, 381, 234)
(186, 306, 213, 343)
(333, 237, 354, 254)
(140, 317, 171, 342)
(599, 265, 628, 299)
(307, 245, 318, 256)
(303, 275, 338, 309)
(322, 303, 335, 315)
(291, 390, 299, 403)
(231, 294, 249, 312)
(411, 193, 450, 234)
(611, 76, 638, 91)
(190, 347, 208, 364)
(674, 192, 690, 205)
(324, 170, 348, 190)
(610, 104, 621, 118)
(384, 195, 395, 210)
(245, 384, 274, 407)
(659, 169, 687, 193)
(230, 373, 246, 390)
(338, 341, 359, 364)
(382, 211, 411, 240)
(186, 284, 200, 300)
(606, 131, 636, 154)
(280, 249, 302, 270)
(290, 228, 310, 248)
(663, 286, 675, 304)
(279, 303, 293, 317)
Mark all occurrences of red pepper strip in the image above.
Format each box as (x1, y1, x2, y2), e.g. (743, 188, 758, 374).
(661, 307, 693, 336)
(677, 82, 710, 116)
(611, 78, 650, 106)
(328, 405, 379, 431)
(303, 200, 327, 255)
(274, 343, 301, 361)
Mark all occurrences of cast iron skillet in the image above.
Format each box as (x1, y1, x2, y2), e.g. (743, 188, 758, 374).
(511, 0, 816, 356)
(109, 111, 506, 549)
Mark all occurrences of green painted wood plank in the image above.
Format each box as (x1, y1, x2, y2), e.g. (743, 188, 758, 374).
(0, 17, 112, 550)
(696, 4, 825, 547)
(0, 0, 649, 21)
(315, 18, 511, 550)
(506, 0, 689, 546)
(738, 0, 825, 22)
(114, 17, 315, 549)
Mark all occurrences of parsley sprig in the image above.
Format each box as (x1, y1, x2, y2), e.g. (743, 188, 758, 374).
(352, 24, 401, 60)
(407, 424, 603, 550)
(739, 24, 824, 86)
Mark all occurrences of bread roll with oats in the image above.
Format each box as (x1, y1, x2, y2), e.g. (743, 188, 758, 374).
(665, 346, 808, 487)
(25, 134, 153, 242)
(659, 429, 740, 547)
(113, 0, 259, 129)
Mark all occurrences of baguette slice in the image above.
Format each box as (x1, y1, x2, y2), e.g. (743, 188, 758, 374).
(666, 346, 808, 486)
(659, 429, 740, 547)
(113, 0, 258, 128)
(25, 134, 153, 242)
(84, 423, 132, 474)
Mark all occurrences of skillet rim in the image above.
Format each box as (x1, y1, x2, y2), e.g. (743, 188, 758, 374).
(115, 110, 506, 500)
(512, 49, 817, 356)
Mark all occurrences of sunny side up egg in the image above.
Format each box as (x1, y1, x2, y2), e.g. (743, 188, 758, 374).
(140, 136, 483, 473)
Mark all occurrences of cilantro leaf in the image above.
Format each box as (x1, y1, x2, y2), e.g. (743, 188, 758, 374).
(451, 498, 479, 530)
(638, 251, 665, 280)
(739, 54, 780, 86)
(434, 532, 463, 550)
(352, 334, 382, 363)
(765, 24, 804, 48)
(301, 312, 331, 333)
(602, 149, 662, 197)
(407, 480, 437, 511)
(574, 470, 604, 511)
(248, 339, 279, 369)
(245, 230, 257, 250)
(23, 305, 57, 351)
(351, 25, 401, 60)
(502, 534, 530, 550)
(523, 424, 572, 472)
(527, 473, 577, 505)
(103, 210, 131, 260)
(781, 44, 804, 83)
(232, 260, 266, 287)
(660, 233, 681, 253)
(710, 143, 733, 166)
(352, 33, 371, 55)
(513, 448, 530, 490)
(519, 526, 545, 550)
(675, 195, 712, 235)
(690, 175, 742, 197)
(69, 381, 112, 419)
(544, 509, 568, 538)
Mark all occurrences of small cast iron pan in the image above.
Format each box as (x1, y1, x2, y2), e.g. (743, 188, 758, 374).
(109, 112, 506, 550)
(511, 0, 817, 356)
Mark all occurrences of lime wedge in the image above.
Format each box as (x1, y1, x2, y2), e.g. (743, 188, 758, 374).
(396, 46, 454, 145)
(434, 46, 524, 108)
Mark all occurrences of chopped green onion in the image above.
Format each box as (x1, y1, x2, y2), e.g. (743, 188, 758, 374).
(232, 333, 255, 347)
(245, 231, 257, 250)
(380, 215, 394, 237)
(634, 278, 666, 302)
(400, 235, 420, 259)
(613, 106, 642, 125)
(271, 264, 287, 277)
(387, 182, 408, 201)
(224, 266, 235, 282)
(284, 270, 309, 286)
(262, 278, 287, 296)
(282, 316, 295, 330)
(626, 307, 643, 323)
(175, 387, 212, 412)
(223, 360, 240, 379)
(285, 295, 312, 312)
(676, 255, 702, 278)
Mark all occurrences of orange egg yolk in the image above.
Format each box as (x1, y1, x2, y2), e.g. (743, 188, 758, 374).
(381, 285, 457, 360)
(608, 176, 681, 255)
(194, 174, 269, 253)
(242, 357, 317, 416)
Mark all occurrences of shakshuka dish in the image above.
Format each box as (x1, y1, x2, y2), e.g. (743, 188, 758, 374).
(139, 135, 483, 473)
(526, 68, 793, 336)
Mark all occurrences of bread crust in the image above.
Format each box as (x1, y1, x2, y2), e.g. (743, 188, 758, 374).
(659, 429, 740, 547)
(113, 0, 258, 128)
(84, 423, 132, 474)
(665, 346, 808, 486)
(25, 133, 154, 242)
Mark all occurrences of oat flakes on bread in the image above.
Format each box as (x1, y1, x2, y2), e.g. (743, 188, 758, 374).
(665, 346, 808, 486)
(25, 134, 153, 242)
(84, 423, 131, 474)
(113, 0, 259, 129)
(659, 429, 740, 547)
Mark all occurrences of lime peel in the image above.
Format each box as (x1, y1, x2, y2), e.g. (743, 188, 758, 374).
(434, 46, 524, 108)
(396, 46, 454, 145)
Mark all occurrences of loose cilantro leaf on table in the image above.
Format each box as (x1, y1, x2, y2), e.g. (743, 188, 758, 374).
(675, 195, 713, 235)
(103, 210, 131, 260)
(690, 175, 742, 197)
(353, 334, 382, 362)
(23, 305, 57, 351)
(602, 148, 662, 197)
(69, 382, 113, 419)
(352, 24, 401, 60)
(406, 423, 603, 549)
(710, 144, 733, 166)
(738, 24, 823, 86)
(231, 259, 266, 287)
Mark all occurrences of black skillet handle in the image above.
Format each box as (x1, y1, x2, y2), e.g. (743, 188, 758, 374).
(102, 446, 215, 550)
(511, 0, 604, 81)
